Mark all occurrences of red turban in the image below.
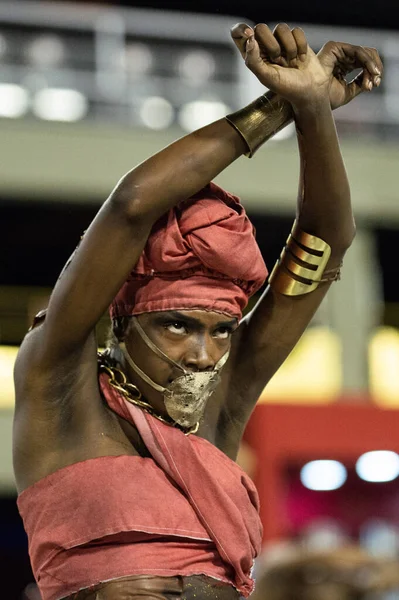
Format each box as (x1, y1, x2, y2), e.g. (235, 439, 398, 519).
(110, 182, 267, 320)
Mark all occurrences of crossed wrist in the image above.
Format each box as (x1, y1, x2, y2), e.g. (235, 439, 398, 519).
(291, 94, 331, 119)
(225, 91, 293, 157)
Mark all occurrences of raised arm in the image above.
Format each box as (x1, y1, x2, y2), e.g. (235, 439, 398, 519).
(224, 24, 382, 423)
(31, 111, 289, 367)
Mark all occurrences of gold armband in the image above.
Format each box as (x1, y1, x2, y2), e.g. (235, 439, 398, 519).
(225, 91, 293, 157)
(268, 221, 342, 296)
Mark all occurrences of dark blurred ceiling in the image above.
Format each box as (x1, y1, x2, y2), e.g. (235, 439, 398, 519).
(60, 0, 396, 31)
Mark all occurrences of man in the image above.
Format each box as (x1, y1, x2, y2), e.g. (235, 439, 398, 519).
(13, 22, 382, 600)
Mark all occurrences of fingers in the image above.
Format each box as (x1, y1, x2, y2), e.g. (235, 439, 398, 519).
(346, 43, 381, 79)
(273, 23, 301, 66)
(345, 45, 383, 93)
(243, 33, 268, 75)
(292, 28, 308, 62)
(230, 21, 282, 89)
(230, 22, 254, 59)
(343, 73, 364, 103)
(254, 23, 308, 67)
(254, 23, 282, 63)
(359, 48, 378, 91)
(365, 46, 383, 84)
(320, 41, 383, 90)
(231, 21, 309, 68)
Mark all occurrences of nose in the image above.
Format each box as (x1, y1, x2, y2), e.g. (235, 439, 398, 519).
(183, 337, 215, 372)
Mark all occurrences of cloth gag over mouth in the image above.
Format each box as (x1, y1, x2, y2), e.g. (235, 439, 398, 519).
(110, 182, 268, 320)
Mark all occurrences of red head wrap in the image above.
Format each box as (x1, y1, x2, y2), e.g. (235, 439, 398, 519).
(110, 182, 267, 320)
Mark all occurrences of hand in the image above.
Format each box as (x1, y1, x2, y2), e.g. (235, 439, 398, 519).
(231, 23, 383, 110)
(318, 39, 383, 109)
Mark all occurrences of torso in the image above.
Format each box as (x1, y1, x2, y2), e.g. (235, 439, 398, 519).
(14, 325, 250, 600)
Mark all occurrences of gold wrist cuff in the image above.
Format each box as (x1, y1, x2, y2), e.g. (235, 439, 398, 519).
(268, 221, 341, 296)
(225, 91, 293, 157)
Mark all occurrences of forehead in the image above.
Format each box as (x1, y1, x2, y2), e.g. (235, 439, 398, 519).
(139, 309, 237, 327)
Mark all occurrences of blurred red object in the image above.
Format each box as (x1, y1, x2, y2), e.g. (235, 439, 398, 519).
(244, 402, 399, 542)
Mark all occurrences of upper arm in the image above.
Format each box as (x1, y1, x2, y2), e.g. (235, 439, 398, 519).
(35, 195, 153, 367)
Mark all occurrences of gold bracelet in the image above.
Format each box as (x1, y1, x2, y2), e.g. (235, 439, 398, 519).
(225, 91, 293, 157)
(268, 221, 341, 296)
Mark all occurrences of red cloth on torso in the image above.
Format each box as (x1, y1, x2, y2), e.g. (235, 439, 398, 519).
(17, 373, 262, 600)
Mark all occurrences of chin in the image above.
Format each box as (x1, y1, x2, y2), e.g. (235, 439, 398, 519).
(141, 386, 166, 412)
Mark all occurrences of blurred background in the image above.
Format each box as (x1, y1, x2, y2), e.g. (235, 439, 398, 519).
(1, 0, 399, 598)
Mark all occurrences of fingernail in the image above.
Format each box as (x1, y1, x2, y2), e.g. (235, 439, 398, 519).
(244, 28, 253, 37)
(375, 76, 381, 86)
(367, 81, 373, 90)
(299, 53, 307, 62)
(290, 58, 298, 67)
(375, 67, 381, 76)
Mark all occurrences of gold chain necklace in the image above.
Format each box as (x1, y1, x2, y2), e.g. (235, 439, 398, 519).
(99, 359, 199, 435)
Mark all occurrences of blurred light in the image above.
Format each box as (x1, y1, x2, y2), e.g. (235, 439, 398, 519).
(179, 100, 230, 132)
(260, 327, 341, 404)
(0, 33, 8, 61)
(178, 50, 216, 84)
(0, 346, 17, 408)
(360, 519, 399, 557)
(139, 96, 174, 130)
(302, 518, 349, 551)
(124, 43, 153, 76)
(33, 88, 88, 122)
(300, 460, 347, 491)
(0, 84, 29, 118)
(356, 450, 399, 483)
(370, 327, 399, 407)
(26, 35, 66, 68)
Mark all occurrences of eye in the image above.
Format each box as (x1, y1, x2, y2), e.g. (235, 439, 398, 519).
(165, 321, 188, 335)
(213, 326, 234, 340)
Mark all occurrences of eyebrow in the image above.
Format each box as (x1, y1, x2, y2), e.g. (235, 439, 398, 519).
(159, 310, 237, 329)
